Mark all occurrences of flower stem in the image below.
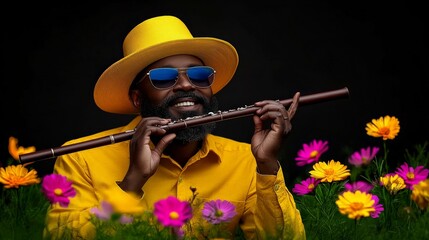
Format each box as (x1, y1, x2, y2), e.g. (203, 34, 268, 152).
(383, 141, 389, 173)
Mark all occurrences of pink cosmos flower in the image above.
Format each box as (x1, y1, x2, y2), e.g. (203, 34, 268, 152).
(344, 180, 374, 193)
(154, 196, 193, 228)
(348, 146, 379, 167)
(41, 173, 76, 207)
(202, 199, 237, 224)
(292, 177, 321, 196)
(395, 162, 429, 189)
(370, 194, 384, 218)
(295, 140, 329, 166)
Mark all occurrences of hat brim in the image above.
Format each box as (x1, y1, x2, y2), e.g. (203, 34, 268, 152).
(94, 37, 238, 114)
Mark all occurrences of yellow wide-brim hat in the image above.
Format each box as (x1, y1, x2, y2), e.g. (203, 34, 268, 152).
(94, 15, 239, 114)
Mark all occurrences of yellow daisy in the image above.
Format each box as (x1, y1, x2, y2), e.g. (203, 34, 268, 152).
(411, 179, 429, 210)
(336, 190, 375, 220)
(8, 136, 36, 161)
(309, 160, 351, 182)
(0, 165, 40, 188)
(380, 174, 406, 194)
(365, 115, 400, 140)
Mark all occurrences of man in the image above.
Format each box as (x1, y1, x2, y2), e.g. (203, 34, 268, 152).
(45, 15, 305, 239)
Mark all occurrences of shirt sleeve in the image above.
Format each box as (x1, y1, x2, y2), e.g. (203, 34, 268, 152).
(254, 167, 306, 240)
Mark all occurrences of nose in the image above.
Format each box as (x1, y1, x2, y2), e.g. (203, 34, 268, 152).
(173, 72, 195, 91)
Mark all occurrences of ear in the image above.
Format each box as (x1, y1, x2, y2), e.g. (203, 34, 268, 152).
(129, 89, 141, 109)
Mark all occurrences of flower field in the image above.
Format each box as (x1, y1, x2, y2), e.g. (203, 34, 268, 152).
(1, 115, 428, 239)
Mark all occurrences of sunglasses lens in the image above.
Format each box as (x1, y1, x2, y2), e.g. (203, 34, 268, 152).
(149, 68, 178, 89)
(187, 66, 215, 88)
(148, 67, 215, 89)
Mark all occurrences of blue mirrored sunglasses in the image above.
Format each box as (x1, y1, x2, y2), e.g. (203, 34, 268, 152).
(137, 66, 216, 90)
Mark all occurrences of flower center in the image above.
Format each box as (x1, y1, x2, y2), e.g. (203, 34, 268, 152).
(54, 188, 63, 196)
(215, 209, 224, 217)
(310, 150, 319, 158)
(169, 211, 179, 220)
(350, 202, 364, 211)
(379, 127, 390, 136)
(308, 183, 315, 190)
(406, 172, 415, 180)
(324, 168, 334, 175)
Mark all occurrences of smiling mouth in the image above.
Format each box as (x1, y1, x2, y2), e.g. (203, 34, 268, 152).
(173, 101, 195, 107)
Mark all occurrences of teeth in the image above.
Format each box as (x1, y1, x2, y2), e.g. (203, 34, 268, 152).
(174, 101, 195, 107)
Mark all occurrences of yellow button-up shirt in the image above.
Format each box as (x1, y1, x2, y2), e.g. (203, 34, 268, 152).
(45, 117, 305, 239)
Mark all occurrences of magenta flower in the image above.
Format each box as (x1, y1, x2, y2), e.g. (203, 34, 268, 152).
(395, 162, 429, 189)
(202, 199, 237, 224)
(348, 146, 379, 167)
(154, 196, 193, 228)
(41, 173, 76, 207)
(295, 140, 329, 166)
(370, 194, 384, 218)
(292, 177, 321, 196)
(344, 181, 374, 193)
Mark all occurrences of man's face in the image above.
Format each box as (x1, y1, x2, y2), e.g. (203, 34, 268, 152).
(137, 55, 218, 143)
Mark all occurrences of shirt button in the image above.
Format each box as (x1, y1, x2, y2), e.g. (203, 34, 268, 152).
(274, 184, 280, 191)
(178, 177, 183, 183)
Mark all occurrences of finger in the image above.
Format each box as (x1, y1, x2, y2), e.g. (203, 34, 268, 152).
(133, 118, 171, 138)
(288, 92, 300, 119)
(255, 101, 288, 121)
(152, 133, 176, 156)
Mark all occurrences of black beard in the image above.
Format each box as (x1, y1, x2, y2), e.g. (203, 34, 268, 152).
(139, 91, 218, 144)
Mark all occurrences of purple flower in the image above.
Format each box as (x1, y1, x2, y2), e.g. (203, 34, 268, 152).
(119, 215, 134, 224)
(41, 173, 76, 207)
(90, 200, 115, 220)
(292, 177, 321, 196)
(295, 140, 329, 166)
(348, 146, 379, 167)
(90, 200, 134, 223)
(395, 162, 429, 189)
(154, 196, 193, 228)
(202, 199, 237, 224)
(370, 194, 384, 218)
(344, 181, 374, 193)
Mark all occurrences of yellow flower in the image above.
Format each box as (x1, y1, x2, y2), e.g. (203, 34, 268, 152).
(8, 136, 36, 161)
(0, 165, 41, 188)
(309, 160, 350, 182)
(365, 115, 400, 140)
(411, 179, 429, 210)
(336, 190, 375, 220)
(380, 174, 406, 194)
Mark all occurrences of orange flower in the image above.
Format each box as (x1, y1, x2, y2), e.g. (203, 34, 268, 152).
(8, 136, 36, 161)
(365, 115, 400, 140)
(0, 165, 41, 188)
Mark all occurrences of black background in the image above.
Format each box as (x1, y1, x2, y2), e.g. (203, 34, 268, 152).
(2, 1, 428, 182)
